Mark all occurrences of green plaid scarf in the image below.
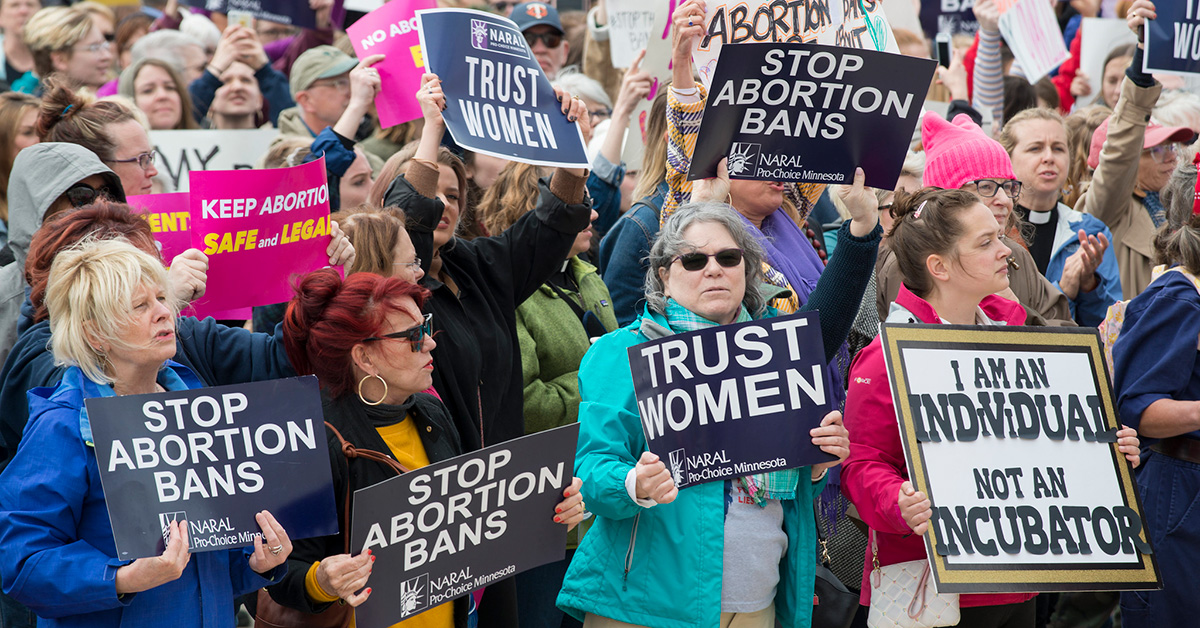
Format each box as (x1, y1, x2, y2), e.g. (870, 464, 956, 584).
(663, 299, 800, 506)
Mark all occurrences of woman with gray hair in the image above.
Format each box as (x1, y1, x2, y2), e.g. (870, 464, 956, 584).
(0, 237, 293, 627)
(557, 202, 851, 628)
(1112, 156, 1200, 626)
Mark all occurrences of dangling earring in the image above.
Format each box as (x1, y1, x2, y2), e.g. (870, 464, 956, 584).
(358, 374, 388, 406)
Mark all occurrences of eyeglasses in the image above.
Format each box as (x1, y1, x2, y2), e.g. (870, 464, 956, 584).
(1145, 143, 1180, 164)
(108, 151, 156, 171)
(363, 313, 434, 352)
(969, 179, 1022, 199)
(393, 257, 422, 273)
(64, 182, 116, 208)
(524, 31, 563, 49)
(76, 40, 112, 54)
(588, 107, 612, 124)
(673, 248, 744, 272)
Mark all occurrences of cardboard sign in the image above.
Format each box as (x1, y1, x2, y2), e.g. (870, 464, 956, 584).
(605, 0, 661, 69)
(1144, 4, 1200, 76)
(150, 129, 277, 194)
(690, 0, 899, 90)
(998, 0, 1071, 84)
(188, 158, 335, 312)
(880, 324, 1161, 593)
(620, 2, 674, 170)
(416, 9, 589, 168)
(627, 312, 833, 490)
(127, 194, 252, 321)
(687, 43, 935, 190)
(348, 0, 437, 128)
(205, 0, 318, 30)
(351, 424, 579, 625)
(86, 376, 337, 559)
(1079, 18, 1137, 106)
(919, 0, 979, 40)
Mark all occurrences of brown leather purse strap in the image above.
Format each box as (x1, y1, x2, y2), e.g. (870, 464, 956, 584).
(323, 421, 410, 554)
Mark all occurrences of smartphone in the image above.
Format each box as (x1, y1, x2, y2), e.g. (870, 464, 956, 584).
(229, 10, 255, 29)
(935, 32, 952, 68)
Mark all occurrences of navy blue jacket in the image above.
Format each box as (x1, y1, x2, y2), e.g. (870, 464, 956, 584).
(1114, 270, 1200, 437)
(597, 182, 667, 326)
(0, 317, 295, 472)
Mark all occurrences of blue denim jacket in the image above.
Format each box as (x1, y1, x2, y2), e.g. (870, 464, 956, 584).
(597, 182, 668, 326)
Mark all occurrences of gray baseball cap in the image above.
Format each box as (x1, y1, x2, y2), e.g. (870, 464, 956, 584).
(289, 45, 359, 95)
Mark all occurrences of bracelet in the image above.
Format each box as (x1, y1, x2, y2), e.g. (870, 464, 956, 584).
(811, 467, 828, 483)
(671, 86, 699, 96)
(207, 63, 228, 77)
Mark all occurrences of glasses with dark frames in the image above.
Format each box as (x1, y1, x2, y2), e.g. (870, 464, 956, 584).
(362, 313, 433, 352)
(108, 151, 156, 171)
(969, 179, 1022, 199)
(673, 248, 744, 272)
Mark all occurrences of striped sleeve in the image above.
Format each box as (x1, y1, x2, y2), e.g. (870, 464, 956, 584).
(662, 82, 708, 224)
(973, 28, 1005, 130)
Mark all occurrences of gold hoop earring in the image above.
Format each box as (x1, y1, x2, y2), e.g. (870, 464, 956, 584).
(357, 374, 388, 406)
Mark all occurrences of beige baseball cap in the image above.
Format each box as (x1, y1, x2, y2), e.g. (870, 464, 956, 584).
(289, 45, 359, 96)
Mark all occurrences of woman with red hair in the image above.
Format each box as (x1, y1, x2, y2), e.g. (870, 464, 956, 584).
(266, 269, 585, 624)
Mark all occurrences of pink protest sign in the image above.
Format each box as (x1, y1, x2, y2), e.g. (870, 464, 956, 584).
(187, 158, 334, 313)
(128, 193, 252, 320)
(347, 0, 437, 129)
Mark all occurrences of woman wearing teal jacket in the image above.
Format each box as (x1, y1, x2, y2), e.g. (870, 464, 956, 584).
(557, 202, 855, 628)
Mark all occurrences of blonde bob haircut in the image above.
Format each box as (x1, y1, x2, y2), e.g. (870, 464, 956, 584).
(45, 237, 177, 385)
(24, 6, 96, 79)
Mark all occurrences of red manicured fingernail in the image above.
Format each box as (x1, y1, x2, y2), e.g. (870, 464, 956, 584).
(564, 489, 571, 497)
(366, 588, 372, 595)
(366, 549, 372, 555)
(371, 555, 376, 562)
(554, 516, 562, 523)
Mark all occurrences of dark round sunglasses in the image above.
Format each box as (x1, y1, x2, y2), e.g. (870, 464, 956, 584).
(363, 313, 434, 352)
(673, 248, 744, 272)
(65, 182, 117, 208)
(524, 31, 563, 49)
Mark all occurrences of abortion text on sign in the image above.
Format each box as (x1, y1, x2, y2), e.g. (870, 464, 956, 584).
(86, 376, 338, 560)
(687, 43, 935, 190)
(351, 424, 578, 626)
(881, 324, 1161, 593)
(628, 311, 833, 489)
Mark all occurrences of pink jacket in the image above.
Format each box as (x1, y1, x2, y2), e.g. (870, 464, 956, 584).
(842, 284, 1037, 608)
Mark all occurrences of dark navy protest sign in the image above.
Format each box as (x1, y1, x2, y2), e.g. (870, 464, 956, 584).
(1144, 3, 1200, 76)
(919, 0, 979, 40)
(86, 376, 337, 559)
(350, 424, 578, 626)
(416, 9, 589, 168)
(205, 0, 318, 30)
(628, 312, 834, 489)
(687, 43, 936, 190)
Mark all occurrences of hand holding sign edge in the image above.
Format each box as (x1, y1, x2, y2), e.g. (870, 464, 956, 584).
(898, 480, 932, 536)
(248, 510, 292, 575)
(810, 411, 850, 480)
(635, 451, 678, 504)
(114, 519, 192, 594)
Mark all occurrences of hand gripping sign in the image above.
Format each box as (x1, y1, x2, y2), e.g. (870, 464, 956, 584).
(880, 323, 1161, 593)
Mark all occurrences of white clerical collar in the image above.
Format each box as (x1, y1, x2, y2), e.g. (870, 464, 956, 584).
(1026, 209, 1053, 225)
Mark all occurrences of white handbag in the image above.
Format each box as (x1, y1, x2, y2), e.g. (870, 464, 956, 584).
(866, 530, 960, 628)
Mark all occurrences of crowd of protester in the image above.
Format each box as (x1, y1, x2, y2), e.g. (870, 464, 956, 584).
(0, 0, 1193, 626)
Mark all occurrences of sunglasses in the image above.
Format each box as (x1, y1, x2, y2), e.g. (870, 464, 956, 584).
(673, 248, 744, 272)
(524, 31, 563, 49)
(363, 313, 434, 352)
(969, 179, 1022, 199)
(64, 182, 116, 208)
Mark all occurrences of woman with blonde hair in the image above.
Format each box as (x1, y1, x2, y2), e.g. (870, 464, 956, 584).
(21, 5, 113, 92)
(118, 57, 197, 130)
(0, 236, 293, 627)
(336, 204, 424, 284)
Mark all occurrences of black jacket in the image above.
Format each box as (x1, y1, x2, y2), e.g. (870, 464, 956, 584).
(266, 392, 469, 625)
(383, 171, 591, 452)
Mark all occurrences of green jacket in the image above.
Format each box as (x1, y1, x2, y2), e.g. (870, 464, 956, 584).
(516, 257, 617, 435)
(556, 303, 826, 628)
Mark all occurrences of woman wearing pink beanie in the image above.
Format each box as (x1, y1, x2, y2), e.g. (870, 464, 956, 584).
(877, 112, 1075, 326)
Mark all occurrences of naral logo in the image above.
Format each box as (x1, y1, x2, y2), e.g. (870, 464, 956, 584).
(158, 511, 185, 543)
(668, 448, 686, 486)
(400, 573, 429, 618)
(469, 20, 531, 59)
(470, 19, 489, 50)
(727, 143, 761, 176)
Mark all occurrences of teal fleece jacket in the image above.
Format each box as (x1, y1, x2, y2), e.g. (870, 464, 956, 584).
(557, 305, 826, 628)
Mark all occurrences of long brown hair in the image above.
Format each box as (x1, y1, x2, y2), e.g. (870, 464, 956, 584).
(0, 92, 40, 223)
(630, 86, 671, 207)
(478, 162, 544, 234)
(336, 204, 407, 275)
(119, 58, 199, 130)
(368, 141, 470, 228)
(36, 74, 138, 162)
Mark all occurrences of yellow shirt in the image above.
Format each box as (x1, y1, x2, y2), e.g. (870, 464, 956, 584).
(304, 414, 454, 628)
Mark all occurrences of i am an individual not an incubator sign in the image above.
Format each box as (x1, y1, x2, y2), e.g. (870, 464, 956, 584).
(881, 324, 1161, 593)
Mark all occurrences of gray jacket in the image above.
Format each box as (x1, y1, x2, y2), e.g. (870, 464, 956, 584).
(0, 143, 124, 365)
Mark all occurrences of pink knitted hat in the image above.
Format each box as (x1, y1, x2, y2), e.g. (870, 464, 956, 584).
(922, 112, 1016, 190)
